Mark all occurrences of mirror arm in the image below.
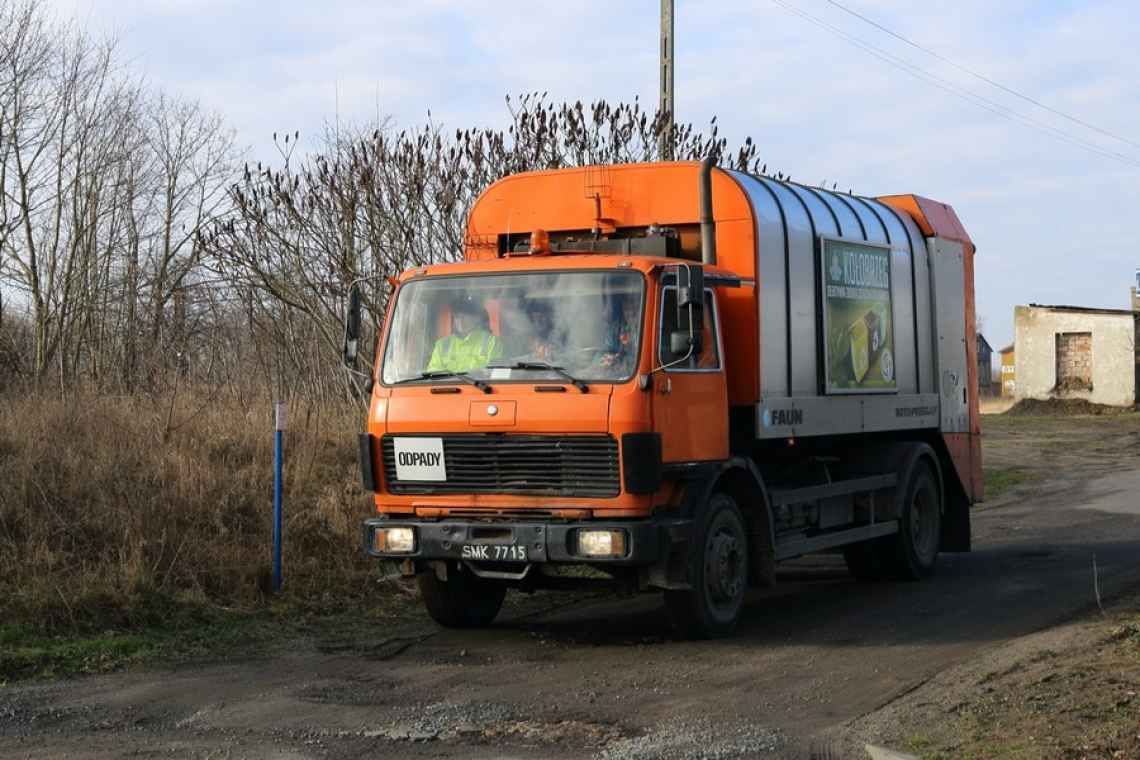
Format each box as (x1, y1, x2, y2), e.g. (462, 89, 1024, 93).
(342, 272, 391, 370)
(648, 309, 698, 375)
(343, 365, 375, 400)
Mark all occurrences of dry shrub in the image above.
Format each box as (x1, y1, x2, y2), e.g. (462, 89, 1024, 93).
(0, 387, 377, 634)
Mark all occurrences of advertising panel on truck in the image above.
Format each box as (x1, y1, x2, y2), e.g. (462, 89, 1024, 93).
(820, 237, 897, 394)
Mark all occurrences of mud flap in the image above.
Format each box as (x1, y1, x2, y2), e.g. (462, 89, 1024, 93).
(640, 523, 693, 590)
(940, 490, 972, 552)
(750, 528, 777, 588)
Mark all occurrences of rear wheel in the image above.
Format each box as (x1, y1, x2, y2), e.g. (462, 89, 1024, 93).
(665, 492, 749, 639)
(417, 563, 506, 627)
(888, 462, 942, 579)
(844, 461, 941, 581)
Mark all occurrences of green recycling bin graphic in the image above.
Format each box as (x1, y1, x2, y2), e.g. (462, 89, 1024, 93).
(821, 238, 896, 393)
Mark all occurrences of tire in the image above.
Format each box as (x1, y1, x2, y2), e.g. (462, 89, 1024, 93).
(665, 492, 749, 639)
(417, 563, 506, 628)
(886, 461, 942, 579)
(843, 460, 942, 582)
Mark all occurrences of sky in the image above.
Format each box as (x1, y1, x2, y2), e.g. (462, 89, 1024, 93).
(45, 0, 1140, 349)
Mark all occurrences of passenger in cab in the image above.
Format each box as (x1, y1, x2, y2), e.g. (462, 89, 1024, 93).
(597, 294, 640, 375)
(525, 299, 557, 362)
(426, 295, 502, 373)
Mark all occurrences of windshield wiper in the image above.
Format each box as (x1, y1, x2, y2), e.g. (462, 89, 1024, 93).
(392, 370, 492, 393)
(487, 361, 588, 393)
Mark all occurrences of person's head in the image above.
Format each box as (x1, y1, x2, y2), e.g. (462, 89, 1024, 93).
(452, 296, 483, 336)
(526, 299, 553, 338)
(619, 294, 639, 325)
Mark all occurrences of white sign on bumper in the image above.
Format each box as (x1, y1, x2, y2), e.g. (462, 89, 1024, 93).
(392, 437, 447, 481)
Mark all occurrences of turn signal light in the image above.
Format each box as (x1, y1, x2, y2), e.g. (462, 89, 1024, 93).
(529, 228, 550, 254)
(373, 526, 416, 554)
(576, 529, 627, 558)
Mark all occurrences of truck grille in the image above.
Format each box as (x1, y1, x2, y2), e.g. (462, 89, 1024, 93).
(381, 435, 620, 498)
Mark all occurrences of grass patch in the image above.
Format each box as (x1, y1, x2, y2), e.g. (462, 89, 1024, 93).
(0, 387, 429, 680)
(0, 592, 419, 682)
(1, 624, 166, 682)
(0, 388, 387, 640)
(983, 467, 1034, 500)
(906, 734, 933, 752)
(887, 600, 1140, 760)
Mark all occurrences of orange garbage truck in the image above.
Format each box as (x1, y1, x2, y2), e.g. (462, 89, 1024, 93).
(345, 159, 981, 638)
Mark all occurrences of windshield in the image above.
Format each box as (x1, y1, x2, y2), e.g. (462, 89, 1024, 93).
(381, 270, 645, 386)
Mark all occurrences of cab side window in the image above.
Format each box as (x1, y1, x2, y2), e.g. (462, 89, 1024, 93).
(658, 287, 720, 370)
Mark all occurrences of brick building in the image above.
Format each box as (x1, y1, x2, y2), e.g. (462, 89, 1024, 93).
(1012, 303, 1138, 407)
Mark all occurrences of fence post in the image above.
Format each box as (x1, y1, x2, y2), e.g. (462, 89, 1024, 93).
(273, 401, 287, 593)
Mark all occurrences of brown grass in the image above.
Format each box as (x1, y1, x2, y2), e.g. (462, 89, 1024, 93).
(0, 387, 378, 635)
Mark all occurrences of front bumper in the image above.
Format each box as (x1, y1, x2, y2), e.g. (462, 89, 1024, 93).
(362, 516, 691, 566)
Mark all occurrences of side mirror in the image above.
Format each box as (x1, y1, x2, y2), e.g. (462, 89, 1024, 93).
(674, 263, 704, 358)
(676, 263, 704, 311)
(343, 283, 362, 368)
(669, 330, 692, 358)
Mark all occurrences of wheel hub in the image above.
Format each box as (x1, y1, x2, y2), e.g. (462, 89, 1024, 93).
(910, 490, 938, 561)
(706, 533, 743, 601)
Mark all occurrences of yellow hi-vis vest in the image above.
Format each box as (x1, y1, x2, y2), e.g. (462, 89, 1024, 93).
(425, 330, 503, 373)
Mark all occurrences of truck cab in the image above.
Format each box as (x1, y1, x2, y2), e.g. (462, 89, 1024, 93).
(351, 160, 980, 638)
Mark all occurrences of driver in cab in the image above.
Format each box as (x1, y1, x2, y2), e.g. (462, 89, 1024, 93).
(426, 295, 503, 373)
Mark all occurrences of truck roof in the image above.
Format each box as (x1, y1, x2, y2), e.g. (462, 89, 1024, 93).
(400, 253, 743, 283)
(463, 162, 973, 272)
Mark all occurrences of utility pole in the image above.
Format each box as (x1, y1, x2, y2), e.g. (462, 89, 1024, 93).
(659, 0, 675, 160)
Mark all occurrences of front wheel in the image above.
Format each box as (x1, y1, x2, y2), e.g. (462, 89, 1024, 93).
(665, 492, 749, 639)
(417, 563, 506, 627)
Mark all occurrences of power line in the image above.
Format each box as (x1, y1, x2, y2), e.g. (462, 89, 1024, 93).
(768, 0, 1140, 169)
(772, 0, 1140, 167)
(822, 0, 1140, 152)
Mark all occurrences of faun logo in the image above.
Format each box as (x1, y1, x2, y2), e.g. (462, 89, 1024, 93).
(830, 255, 843, 283)
(768, 408, 803, 426)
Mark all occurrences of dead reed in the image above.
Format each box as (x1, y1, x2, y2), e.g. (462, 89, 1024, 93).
(0, 387, 378, 635)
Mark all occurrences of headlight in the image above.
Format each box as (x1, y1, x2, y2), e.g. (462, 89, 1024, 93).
(576, 529, 627, 558)
(373, 526, 416, 554)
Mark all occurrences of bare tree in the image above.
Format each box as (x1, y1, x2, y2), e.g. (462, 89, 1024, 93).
(200, 93, 770, 401)
(1, 0, 784, 402)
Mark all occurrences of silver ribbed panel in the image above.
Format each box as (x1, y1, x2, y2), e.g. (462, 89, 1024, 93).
(732, 174, 789, 397)
(727, 170, 934, 400)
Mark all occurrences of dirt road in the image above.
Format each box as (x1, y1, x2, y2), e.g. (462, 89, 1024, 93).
(3, 414, 1140, 759)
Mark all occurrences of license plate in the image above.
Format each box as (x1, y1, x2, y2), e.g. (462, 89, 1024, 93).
(392, 437, 446, 481)
(460, 544, 529, 561)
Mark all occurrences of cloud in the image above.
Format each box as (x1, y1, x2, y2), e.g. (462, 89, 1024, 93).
(43, 0, 1140, 344)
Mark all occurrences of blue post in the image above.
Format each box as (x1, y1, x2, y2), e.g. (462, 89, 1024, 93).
(273, 401, 286, 593)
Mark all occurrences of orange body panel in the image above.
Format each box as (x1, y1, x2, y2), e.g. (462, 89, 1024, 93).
(879, 195, 983, 502)
(652, 370, 730, 462)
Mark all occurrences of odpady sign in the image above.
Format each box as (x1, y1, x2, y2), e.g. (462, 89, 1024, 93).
(397, 451, 441, 467)
(392, 437, 447, 481)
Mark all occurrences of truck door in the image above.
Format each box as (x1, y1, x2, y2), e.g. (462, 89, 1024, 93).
(652, 285, 730, 463)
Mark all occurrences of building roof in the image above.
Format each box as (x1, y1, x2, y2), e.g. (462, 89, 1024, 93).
(999, 343, 1014, 354)
(976, 333, 993, 353)
(1027, 303, 1137, 316)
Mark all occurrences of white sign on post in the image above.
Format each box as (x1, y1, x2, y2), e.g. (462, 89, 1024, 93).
(275, 402, 288, 432)
(392, 437, 447, 481)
